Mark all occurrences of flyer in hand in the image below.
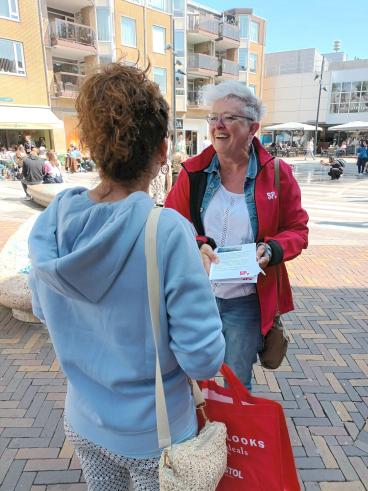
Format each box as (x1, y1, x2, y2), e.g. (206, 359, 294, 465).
(209, 243, 264, 283)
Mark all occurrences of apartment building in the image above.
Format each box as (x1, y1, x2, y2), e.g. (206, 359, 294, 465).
(0, 0, 173, 152)
(173, 2, 265, 155)
(0, 0, 62, 150)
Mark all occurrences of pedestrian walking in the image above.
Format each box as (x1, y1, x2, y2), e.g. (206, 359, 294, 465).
(21, 146, 45, 200)
(28, 63, 225, 491)
(306, 137, 315, 159)
(356, 140, 368, 176)
(165, 80, 309, 390)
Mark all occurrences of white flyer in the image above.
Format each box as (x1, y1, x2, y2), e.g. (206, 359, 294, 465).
(209, 243, 264, 283)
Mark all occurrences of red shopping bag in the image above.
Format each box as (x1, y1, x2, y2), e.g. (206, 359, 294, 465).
(200, 364, 300, 491)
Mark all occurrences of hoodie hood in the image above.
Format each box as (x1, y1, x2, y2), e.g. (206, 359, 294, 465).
(29, 187, 153, 303)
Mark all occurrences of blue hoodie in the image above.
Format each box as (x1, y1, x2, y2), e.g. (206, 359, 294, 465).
(28, 188, 225, 458)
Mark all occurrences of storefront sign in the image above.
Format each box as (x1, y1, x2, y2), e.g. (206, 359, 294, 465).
(0, 97, 14, 102)
(175, 118, 183, 130)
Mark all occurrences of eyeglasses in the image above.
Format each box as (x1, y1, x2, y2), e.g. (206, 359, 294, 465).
(206, 113, 254, 125)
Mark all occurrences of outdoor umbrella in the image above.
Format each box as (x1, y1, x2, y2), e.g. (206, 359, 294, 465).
(328, 121, 368, 131)
(262, 122, 322, 146)
(263, 122, 323, 131)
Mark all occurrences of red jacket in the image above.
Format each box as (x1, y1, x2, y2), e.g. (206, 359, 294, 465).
(165, 138, 309, 335)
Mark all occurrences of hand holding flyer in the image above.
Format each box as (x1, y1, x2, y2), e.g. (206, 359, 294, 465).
(209, 243, 264, 283)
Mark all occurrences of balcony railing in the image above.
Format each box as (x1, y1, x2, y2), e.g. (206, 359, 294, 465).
(187, 90, 207, 107)
(49, 18, 97, 49)
(219, 22, 240, 42)
(187, 53, 218, 72)
(187, 14, 219, 36)
(219, 58, 239, 77)
(53, 71, 85, 98)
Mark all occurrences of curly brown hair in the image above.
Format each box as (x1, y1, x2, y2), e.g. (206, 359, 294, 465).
(76, 63, 169, 182)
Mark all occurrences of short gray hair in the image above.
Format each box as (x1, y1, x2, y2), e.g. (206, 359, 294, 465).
(203, 81, 266, 122)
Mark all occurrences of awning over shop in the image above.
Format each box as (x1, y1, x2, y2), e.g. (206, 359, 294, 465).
(0, 106, 64, 130)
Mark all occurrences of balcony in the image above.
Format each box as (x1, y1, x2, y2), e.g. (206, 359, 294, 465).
(187, 53, 218, 78)
(49, 18, 97, 61)
(216, 22, 240, 51)
(187, 90, 211, 110)
(187, 14, 219, 44)
(47, 0, 93, 12)
(53, 63, 85, 98)
(218, 58, 239, 79)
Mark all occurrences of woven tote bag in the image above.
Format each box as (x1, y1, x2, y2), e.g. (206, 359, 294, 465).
(144, 207, 227, 491)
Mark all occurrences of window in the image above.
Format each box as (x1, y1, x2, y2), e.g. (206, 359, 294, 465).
(238, 15, 249, 38)
(148, 0, 165, 11)
(121, 17, 136, 47)
(96, 7, 112, 42)
(330, 80, 368, 113)
(250, 21, 259, 42)
(0, 0, 19, 21)
(152, 26, 165, 54)
(174, 30, 184, 57)
(249, 53, 257, 73)
(153, 67, 167, 94)
(0, 38, 25, 75)
(238, 48, 248, 70)
(99, 55, 113, 65)
(173, 0, 184, 17)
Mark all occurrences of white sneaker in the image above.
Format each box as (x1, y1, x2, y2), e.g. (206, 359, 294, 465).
(24, 196, 32, 201)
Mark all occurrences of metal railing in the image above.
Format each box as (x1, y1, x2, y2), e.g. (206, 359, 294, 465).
(219, 22, 240, 42)
(187, 14, 219, 36)
(219, 58, 239, 77)
(53, 71, 85, 98)
(187, 90, 207, 107)
(187, 53, 218, 72)
(49, 18, 97, 49)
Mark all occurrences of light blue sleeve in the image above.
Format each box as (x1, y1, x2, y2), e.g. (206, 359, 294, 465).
(28, 269, 45, 323)
(162, 214, 225, 380)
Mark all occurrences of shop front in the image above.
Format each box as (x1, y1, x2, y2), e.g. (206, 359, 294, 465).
(0, 106, 64, 150)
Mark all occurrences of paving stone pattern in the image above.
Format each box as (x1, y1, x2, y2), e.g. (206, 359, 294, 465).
(0, 246, 367, 490)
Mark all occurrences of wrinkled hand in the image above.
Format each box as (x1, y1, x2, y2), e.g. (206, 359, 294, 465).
(200, 244, 219, 275)
(256, 243, 271, 270)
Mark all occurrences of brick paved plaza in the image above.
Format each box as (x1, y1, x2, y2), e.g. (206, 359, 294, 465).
(0, 169, 367, 490)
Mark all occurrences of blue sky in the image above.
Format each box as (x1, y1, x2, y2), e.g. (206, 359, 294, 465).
(201, 0, 367, 60)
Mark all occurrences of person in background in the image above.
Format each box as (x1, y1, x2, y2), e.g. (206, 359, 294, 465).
(28, 62, 225, 491)
(356, 140, 368, 176)
(165, 80, 309, 390)
(175, 132, 186, 155)
(70, 145, 82, 173)
(43, 151, 63, 183)
(23, 135, 34, 155)
(306, 138, 315, 159)
(21, 146, 45, 200)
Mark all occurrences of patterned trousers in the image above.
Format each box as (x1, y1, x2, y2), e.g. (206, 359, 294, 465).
(64, 420, 160, 491)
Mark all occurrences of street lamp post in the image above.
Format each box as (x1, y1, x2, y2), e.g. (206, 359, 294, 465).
(314, 56, 325, 156)
(169, 18, 177, 154)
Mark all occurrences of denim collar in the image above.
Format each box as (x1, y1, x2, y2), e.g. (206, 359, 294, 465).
(204, 143, 258, 179)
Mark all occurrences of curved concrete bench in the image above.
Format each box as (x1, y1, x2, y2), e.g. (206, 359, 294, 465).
(0, 216, 40, 322)
(27, 183, 68, 207)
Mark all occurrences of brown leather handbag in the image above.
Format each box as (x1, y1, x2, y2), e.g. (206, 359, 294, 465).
(259, 158, 289, 370)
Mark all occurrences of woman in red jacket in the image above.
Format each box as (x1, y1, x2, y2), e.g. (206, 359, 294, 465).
(165, 81, 309, 389)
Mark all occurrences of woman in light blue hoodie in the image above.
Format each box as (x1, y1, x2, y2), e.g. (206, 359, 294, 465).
(28, 63, 225, 491)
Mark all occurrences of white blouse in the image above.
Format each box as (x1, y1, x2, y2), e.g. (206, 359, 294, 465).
(203, 185, 256, 299)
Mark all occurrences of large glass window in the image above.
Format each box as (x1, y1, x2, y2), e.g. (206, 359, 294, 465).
(250, 21, 260, 42)
(0, 38, 25, 75)
(238, 15, 249, 38)
(0, 0, 19, 21)
(173, 0, 184, 17)
(148, 0, 165, 11)
(121, 17, 136, 47)
(153, 67, 167, 94)
(96, 7, 112, 42)
(174, 30, 184, 57)
(248, 84, 256, 95)
(152, 26, 166, 54)
(238, 48, 248, 70)
(249, 53, 257, 73)
(330, 80, 368, 113)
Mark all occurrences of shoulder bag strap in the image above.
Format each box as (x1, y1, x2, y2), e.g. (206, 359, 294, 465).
(144, 207, 205, 449)
(274, 158, 281, 315)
